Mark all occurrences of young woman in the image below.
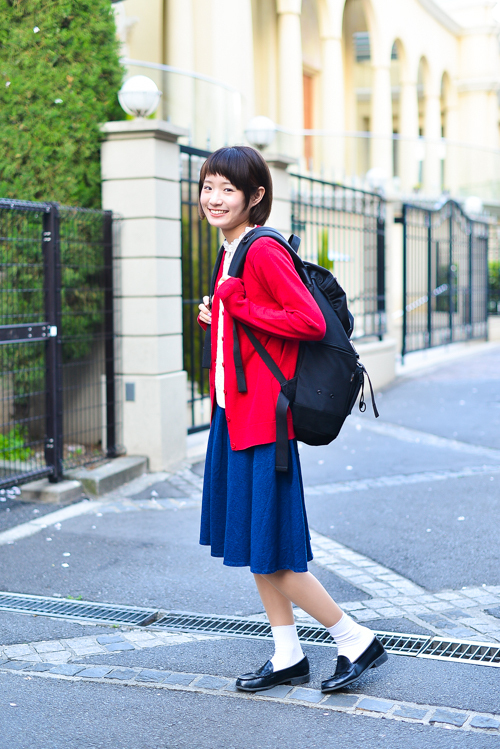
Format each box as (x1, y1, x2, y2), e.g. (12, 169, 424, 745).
(197, 146, 387, 692)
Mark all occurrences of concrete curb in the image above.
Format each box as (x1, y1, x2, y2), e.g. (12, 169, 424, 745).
(65, 456, 148, 496)
(20, 479, 84, 504)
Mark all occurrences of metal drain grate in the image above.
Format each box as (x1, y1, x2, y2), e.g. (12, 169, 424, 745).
(0, 592, 157, 626)
(420, 638, 500, 666)
(152, 613, 499, 665)
(375, 631, 429, 656)
(152, 613, 429, 656)
(1, 592, 499, 666)
(153, 612, 272, 639)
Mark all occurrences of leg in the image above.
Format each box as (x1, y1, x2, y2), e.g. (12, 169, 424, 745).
(253, 573, 304, 671)
(261, 569, 343, 628)
(235, 573, 310, 692)
(263, 569, 377, 660)
(262, 569, 387, 693)
(253, 573, 294, 626)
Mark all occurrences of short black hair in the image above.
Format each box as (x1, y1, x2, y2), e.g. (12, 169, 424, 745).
(198, 146, 273, 226)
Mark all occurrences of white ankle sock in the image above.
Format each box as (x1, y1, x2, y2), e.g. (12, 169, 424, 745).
(327, 613, 374, 663)
(270, 624, 304, 671)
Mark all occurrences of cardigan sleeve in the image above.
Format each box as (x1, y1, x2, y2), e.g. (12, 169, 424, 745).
(197, 314, 208, 332)
(217, 239, 326, 341)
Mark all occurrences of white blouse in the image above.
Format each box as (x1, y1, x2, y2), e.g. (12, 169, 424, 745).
(215, 226, 255, 409)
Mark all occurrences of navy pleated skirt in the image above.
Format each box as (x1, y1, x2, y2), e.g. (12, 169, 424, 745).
(199, 406, 313, 574)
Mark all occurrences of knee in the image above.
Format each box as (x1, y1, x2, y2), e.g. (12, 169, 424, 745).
(261, 569, 290, 583)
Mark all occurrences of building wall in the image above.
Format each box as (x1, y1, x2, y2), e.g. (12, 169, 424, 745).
(114, 0, 500, 197)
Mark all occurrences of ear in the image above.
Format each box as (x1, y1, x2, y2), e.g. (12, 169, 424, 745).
(252, 186, 265, 206)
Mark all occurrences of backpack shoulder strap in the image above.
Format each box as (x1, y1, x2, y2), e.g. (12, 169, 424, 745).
(288, 234, 301, 254)
(228, 226, 303, 278)
(228, 227, 300, 391)
(226, 227, 305, 472)
(209, 244, 225, 298)
(240, 323, 290, 473)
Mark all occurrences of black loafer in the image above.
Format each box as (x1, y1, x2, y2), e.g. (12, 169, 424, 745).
(236, 655, 310, 692)
(321, 637, 388, 693)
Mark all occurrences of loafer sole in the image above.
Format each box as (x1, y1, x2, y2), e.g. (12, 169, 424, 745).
(236, 673, 310, 692)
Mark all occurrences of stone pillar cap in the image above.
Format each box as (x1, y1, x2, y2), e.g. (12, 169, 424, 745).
(100, 119, 189, 142)
(264, 152, 298, 169)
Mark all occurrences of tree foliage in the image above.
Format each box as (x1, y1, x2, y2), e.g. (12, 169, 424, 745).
(0, 0, 124, 208)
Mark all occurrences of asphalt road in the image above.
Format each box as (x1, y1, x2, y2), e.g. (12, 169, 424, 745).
(1, 342, 500, 748)
(4, 676, 497, 749)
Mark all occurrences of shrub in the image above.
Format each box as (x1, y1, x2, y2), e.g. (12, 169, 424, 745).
(0, 0, 124, 208)
(489, 259, 500, 314)
(0, 426, 33, 461)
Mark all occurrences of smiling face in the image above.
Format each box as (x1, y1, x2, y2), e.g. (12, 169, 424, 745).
(200, 173, 264, 242)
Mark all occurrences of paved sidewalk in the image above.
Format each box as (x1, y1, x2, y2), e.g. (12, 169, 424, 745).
(1, 342, 499, 748)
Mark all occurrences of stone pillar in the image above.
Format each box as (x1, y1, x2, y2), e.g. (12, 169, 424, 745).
(443, 99, 459, 195)
(100, 120, 189, 471)
(423, 92, 442, 196)
(265, 154, 296, 236)
(399, 78, 419, 193)
(320, 33, 345, 180)
(370, 64, 394, 178)
(277, 0, 304, 159)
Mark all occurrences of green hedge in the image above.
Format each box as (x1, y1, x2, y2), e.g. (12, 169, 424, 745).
(490, 260, 500, 314)
(0, 0, 124, 208)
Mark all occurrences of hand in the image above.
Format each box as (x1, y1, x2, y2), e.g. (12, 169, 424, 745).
(217, 275, 230, 288)
(198, 295, 212, 325)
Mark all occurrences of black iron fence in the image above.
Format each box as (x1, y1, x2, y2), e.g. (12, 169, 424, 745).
(0, 199, 120, 489)
(399, 199, 489, 358)
(180, 146, 218, 432)
(291, 174, 386, 341)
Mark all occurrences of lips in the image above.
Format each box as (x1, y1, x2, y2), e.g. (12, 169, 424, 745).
(208, 209, 228, 216)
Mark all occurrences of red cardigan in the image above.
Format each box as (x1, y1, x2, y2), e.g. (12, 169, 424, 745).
(198, 236, 326, 450)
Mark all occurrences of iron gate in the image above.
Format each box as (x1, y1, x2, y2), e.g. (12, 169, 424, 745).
(0, 199, 119, 488)
(291, 174, 386, 340)
(399, 200, 489, 358)
(180, 146, 218, 432)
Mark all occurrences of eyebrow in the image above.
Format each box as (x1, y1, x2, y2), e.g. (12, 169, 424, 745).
(203, 177, 234, 186)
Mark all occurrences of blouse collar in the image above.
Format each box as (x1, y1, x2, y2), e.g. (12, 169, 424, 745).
(223, 225, 255, 254)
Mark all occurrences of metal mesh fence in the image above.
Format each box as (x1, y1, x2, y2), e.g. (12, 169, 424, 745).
(401, 200, 488, 357)
(291, 174, 386, 341)
(0, 202, 51, 485)
(59, 206, 120, 470)
(0, 199, 121, 488)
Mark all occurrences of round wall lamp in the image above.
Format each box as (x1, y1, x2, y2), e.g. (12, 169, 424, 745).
(244, 116, 277, 150)
(118, 75, 162, 118)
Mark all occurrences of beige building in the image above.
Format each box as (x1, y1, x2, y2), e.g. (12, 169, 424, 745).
(114, 0, 500, 202)
(103, 0, 500, 471)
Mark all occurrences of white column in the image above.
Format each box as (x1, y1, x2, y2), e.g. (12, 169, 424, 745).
(399, 78, 420, 192)
(100, 120, 189, 471)
(443, 99, 459, 195)
(320, 33, 345, 179)
(277, 0, 304, 159)
(423, 92, 442, 196)
(370, 64, 394, 178)
(166, 0, 195, 132)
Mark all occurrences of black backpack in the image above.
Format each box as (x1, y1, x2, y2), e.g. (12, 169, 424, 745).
(202, 227, 379, 471)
